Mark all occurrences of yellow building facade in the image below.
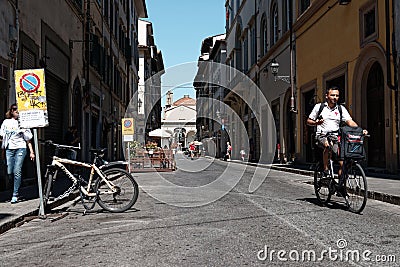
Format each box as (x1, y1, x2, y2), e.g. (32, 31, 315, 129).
(295, 0, 398, 172)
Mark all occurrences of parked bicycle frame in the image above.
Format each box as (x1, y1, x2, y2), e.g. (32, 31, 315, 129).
(42, 140, 139, 213)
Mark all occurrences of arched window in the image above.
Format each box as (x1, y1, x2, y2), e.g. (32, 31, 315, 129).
(243, 32, 248, 72)
(260, 14, 268, 56)
(270, 2, 279, 46)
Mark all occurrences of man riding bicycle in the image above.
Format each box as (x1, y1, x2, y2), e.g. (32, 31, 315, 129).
(307, 86, 368, 191)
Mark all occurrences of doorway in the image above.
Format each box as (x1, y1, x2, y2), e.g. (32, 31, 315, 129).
(366, 62, 385, 167)
(303, 89, 316, 162)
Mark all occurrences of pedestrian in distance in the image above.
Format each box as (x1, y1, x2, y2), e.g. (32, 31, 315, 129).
(0, 104, 35, 203)
(307, 86, 368, 191)
(64, 125, 80, 160)
(226, 142, 232, 161)
(240, 148, 246, 161)
(189, 142, 195, 160)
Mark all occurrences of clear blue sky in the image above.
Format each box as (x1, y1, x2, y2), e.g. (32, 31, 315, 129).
(145, 0, 225, 105)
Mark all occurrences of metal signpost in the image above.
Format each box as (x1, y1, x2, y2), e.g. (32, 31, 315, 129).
(14, 68, 49, 217)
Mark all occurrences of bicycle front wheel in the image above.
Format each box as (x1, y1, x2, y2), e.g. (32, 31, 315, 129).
(314, 162, 331, 205)
(346, 162, 367, 213)
(96, 168, 139, 212)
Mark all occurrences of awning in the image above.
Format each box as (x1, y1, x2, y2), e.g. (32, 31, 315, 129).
(149, 128, 172, 138)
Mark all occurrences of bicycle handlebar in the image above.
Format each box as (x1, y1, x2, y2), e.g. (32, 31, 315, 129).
(39, 139, 81, 150)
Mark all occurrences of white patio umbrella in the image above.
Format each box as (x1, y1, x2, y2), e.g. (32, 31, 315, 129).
(148, 128, 172, 138)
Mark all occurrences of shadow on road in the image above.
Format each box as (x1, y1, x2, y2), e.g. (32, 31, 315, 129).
(298, 197, 350, 211)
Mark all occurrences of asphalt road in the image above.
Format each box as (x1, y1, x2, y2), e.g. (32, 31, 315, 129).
(0, 155, 399, 266)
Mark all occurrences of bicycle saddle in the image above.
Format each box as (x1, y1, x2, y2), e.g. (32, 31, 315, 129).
(90, 148, 107, 154)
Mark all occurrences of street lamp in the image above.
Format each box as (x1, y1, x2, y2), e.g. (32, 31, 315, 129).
(138, 98, 142, 111)
(270, 60, 297, 113)
(270, 61, 290, 84)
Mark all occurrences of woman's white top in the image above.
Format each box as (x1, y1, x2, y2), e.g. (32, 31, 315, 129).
(0, 119, 32, 149)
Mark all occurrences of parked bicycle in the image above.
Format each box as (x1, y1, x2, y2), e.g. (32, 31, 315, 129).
(42, 140, 139, 213)
(313, 132, 369, 213)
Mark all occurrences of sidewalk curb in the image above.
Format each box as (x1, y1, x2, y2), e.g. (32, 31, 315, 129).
(0, 208, 39, 236)
(0, 192, 79, 236)
(270, 165, 400, 206)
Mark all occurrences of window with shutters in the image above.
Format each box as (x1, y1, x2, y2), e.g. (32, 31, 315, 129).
(243, 33, 248, 73)
(45, 39, 69, 82)
(270, 2, 279, 46)
(250, 23, 256, 66)
(299, 0, 310, 15)
(260, 14, 268, 56)
(22, 46, 36, 69)
(359, 0, 378, 47)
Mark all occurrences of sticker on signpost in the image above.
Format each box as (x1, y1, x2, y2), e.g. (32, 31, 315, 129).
(14, 69, 49, 128)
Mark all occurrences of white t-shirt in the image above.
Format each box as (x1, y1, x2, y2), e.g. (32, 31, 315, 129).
(0, 119, 32, 149)
(308, 103, 352, 135)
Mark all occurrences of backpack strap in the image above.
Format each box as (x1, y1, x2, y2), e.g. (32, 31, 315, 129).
(337, 104, 343, 123)
(316, 102, 326, 119)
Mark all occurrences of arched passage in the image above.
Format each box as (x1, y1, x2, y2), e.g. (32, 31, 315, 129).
(352, 43, 394, 171)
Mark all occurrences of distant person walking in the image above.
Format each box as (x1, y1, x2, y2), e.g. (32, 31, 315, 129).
(189, 142, 196, 160)
(0, 104, 35, 203)
(64, 125, 80, 160)
(226, 142, 232, 161)
(240, 148, 246, 161)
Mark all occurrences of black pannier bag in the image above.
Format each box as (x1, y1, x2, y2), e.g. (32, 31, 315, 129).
(339, 126, 365, 159)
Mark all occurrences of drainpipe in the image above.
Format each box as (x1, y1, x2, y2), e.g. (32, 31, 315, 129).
(385, 0, 399, 170)
(85, 0, 92, 157)
(289, 0, 297, 113)
(8, 0, 19, 104)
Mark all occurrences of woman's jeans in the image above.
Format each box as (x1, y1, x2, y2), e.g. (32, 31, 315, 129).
(6, 148, 27, 197)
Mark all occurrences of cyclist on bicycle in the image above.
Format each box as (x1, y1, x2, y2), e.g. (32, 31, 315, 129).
(307, 86, 368, 190)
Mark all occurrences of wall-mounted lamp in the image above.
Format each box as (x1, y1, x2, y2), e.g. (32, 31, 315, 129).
(270, 62, 279, 75)
(338, 0, 351, 5)
(270, 60, 291, 84)
(138, 98, 142, 109)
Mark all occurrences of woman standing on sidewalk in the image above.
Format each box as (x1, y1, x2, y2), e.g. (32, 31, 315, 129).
(0, 104, 35, 203)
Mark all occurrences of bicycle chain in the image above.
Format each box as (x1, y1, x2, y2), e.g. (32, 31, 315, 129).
(51, 177, 78, 202)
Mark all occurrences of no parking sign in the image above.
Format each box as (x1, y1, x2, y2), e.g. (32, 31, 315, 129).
(122, 118, 134, 141)
(14, 69, 49, 217)
(14, 69, 48, 128)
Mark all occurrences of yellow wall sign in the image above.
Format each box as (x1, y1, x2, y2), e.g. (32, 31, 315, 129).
(122, 118, 134, 135)
(14, 69, 48, 128)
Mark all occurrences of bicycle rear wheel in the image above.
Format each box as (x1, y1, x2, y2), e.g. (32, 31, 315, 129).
(345, 162, 367, 213)
(96, 168, 139, 212)
(314, 162, 332, 205)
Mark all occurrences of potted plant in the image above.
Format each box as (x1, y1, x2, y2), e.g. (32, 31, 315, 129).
(128, 140, 141, 158)
(146, 142, 157, 156)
